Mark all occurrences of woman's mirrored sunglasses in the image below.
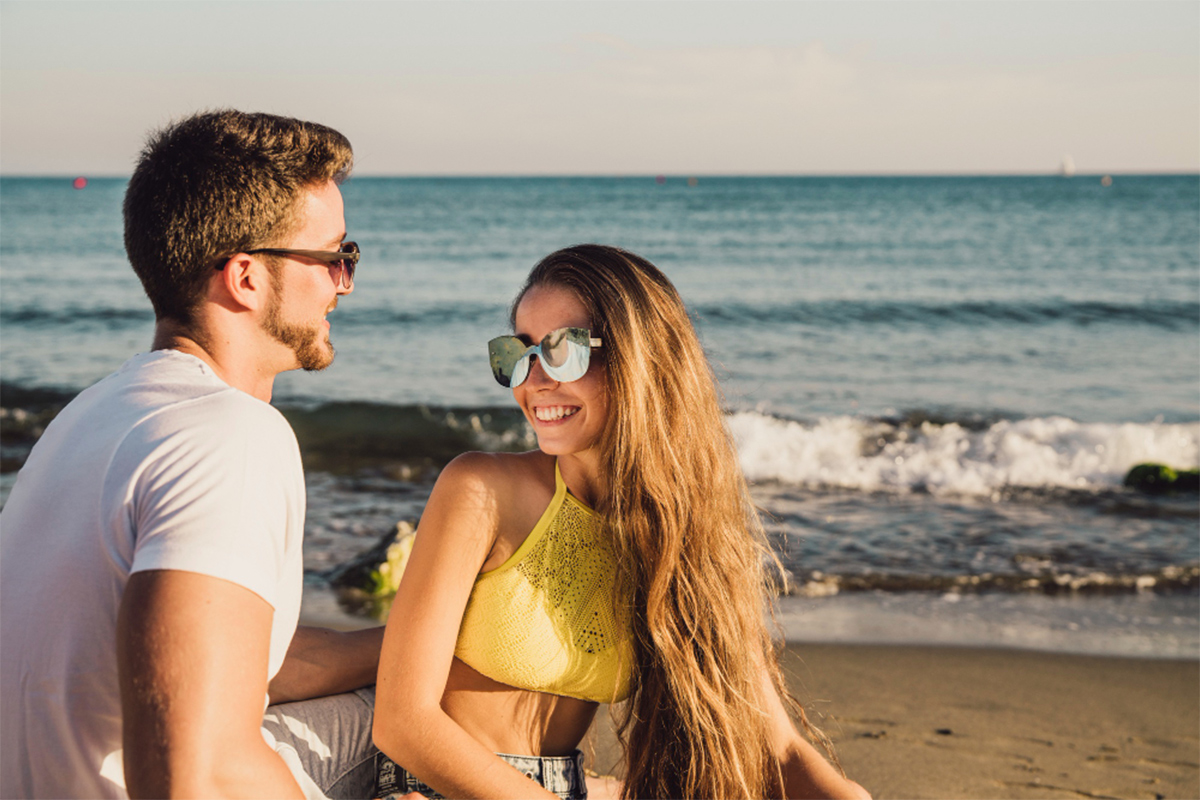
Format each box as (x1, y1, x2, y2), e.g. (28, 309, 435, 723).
(244, 241, 360, 289)
(488, 327, 602, 388)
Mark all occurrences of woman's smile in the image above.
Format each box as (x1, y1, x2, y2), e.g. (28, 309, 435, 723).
(512, 284, 608, 458)
(532, 404, 580, 423)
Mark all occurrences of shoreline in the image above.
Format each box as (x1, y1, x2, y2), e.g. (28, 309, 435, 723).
(773, 591, 1200, 660)
(301, 583, 1200, 660)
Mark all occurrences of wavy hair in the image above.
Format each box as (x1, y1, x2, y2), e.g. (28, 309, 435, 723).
(513, 244, 823, 799)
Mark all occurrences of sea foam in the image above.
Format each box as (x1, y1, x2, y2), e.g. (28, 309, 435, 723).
(728, 411, 1200, 495)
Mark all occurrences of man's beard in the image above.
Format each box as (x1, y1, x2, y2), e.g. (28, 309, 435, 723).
(263, 292, 335, 372)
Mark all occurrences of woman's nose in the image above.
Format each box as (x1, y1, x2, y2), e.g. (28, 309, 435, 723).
(524, 355, 558, 388)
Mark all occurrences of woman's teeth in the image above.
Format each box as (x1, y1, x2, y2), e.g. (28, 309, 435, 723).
(534, 406, 579, 422)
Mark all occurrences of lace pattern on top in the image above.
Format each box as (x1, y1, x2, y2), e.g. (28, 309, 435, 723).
(454, 462, 632, 703)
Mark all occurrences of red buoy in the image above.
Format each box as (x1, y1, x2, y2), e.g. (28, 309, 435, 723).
(72, 177, 88, 190)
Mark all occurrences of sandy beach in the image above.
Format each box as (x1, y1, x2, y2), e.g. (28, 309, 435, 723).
(304, 590, 1199, 799)
(584, 643, 1199, 800)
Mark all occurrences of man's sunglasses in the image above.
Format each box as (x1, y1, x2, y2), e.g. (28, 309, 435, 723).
(237, 241, 360, 289)
(488, 327, 602, 388)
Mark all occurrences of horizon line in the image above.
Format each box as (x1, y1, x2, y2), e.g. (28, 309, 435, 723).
(3, 169, 1197, 180)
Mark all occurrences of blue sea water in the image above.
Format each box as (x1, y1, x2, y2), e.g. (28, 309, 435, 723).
(2, 174, 1198, 655)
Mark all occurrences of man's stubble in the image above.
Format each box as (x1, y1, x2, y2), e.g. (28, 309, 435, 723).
(262, 286, 335, 372)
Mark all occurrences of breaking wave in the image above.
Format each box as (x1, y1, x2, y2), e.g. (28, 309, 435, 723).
(729, 411, 1200, 496)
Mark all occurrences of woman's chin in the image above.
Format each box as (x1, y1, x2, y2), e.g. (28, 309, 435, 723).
(536, 440, 570, 456)
(536, 436, 597, 457)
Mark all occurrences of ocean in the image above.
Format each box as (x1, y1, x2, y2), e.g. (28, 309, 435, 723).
(2, 174, 1197, 658)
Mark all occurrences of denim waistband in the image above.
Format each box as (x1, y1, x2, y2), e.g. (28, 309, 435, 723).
(375, 750, 587, 800)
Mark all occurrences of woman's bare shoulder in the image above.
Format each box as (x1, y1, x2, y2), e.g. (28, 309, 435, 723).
(435, 452, 557, 570)
(433, 450, 555, 508)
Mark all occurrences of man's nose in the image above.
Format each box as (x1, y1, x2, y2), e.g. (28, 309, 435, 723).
(334, 267, 354, 295)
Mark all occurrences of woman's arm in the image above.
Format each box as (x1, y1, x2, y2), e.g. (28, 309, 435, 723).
(373, 453, 557, 800)
(761, 667, 872, 800)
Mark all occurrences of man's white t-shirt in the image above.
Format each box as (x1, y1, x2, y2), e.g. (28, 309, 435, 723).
(0, 350, 306, 799)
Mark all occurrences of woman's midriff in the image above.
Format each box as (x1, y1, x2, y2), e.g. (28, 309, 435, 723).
(442, 657, 599, 757)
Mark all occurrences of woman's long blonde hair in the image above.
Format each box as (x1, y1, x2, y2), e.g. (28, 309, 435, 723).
(514, 245, 811, 799)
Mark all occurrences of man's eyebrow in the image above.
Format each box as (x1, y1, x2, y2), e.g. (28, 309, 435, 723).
(323, 233, 347, 248)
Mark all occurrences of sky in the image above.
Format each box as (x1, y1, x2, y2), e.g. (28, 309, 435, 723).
(1, 1, 1197, 176)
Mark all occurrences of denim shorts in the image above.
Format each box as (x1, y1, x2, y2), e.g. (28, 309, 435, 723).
(375, 749, 588, 800)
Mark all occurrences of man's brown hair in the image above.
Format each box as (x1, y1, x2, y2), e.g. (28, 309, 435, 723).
(123, 109, 353, 323)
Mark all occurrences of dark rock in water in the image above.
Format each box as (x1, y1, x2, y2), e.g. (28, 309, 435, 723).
(326, 520, 416, 593)
(1124, 464, 1173, 494)
(325, 520, 417, 623)
(1177, 470, 1200, 492)
(1123, 463, 1200, 495)
(325, 529, 391, 592)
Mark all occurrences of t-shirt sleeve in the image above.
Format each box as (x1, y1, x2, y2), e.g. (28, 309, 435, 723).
(121, 394, 304, 609)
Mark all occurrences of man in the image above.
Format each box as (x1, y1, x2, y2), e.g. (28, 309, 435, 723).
(1, 110, 382, 798)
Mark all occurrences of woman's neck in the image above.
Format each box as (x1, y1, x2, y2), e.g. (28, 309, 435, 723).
(556, 450, 606, 509)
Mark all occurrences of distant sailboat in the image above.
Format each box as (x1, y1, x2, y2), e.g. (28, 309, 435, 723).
(1060, 154, 1076, 178)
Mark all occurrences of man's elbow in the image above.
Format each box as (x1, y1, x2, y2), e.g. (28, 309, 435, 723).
(124, 755, 214, 799)
(125, 737, 302, 800)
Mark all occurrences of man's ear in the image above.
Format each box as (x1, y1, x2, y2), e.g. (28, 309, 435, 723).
(212, 254, 272, 312)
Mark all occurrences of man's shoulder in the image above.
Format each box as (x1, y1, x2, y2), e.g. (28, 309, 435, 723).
(134, 389, 296, 456)
(27, 352, 267, 452)
(113, 351, 292, 433)
(81, 353, 299, 466)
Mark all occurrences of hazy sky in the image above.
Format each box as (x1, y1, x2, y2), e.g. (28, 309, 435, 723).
(2, 1, 1197, 175)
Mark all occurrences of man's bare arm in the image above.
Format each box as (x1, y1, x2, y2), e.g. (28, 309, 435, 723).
(268, 625, 385, 705)
(117, 570, 304, 799)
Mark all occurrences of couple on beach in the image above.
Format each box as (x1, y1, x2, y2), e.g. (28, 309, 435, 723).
(0, 110, 868, 800)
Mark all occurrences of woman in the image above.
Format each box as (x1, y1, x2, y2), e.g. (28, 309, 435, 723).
(373, 245, 867, 799)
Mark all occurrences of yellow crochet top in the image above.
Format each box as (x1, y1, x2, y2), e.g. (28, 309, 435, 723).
(454, 461, 632, 704)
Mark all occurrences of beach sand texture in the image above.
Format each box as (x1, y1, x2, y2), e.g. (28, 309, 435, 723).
(582, 643, 1199, 800)
(300, 596, 1198, 799)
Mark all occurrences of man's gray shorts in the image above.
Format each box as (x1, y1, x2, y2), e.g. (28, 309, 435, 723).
(261, 686, 378, 799)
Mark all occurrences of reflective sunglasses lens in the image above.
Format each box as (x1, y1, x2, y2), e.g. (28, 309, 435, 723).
(488, 336, 527, 387)
(509, 355, 532, 388)
(540, 328, 591, 382)
(541, 328, 572, 368)
(488, 329, 594, 388)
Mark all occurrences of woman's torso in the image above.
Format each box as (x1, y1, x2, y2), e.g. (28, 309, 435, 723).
(442, 658, 597, 756)
(440, 451, 607, 757)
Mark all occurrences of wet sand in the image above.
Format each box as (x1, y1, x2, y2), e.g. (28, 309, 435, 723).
(583, 643, 1199, 800)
